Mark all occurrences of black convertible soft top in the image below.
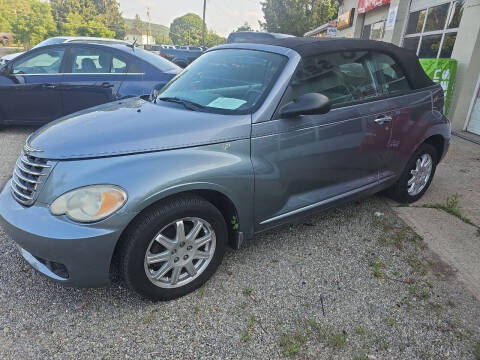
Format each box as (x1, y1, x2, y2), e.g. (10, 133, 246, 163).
(254, 37, 434, 90)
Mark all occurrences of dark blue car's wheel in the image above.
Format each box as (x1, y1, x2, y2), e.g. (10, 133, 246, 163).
(118, 195, 227, 301)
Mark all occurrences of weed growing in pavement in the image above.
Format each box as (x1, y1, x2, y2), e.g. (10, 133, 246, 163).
(392, 227, 407, 249)
(355, 327, 366, 336)
(476, 229, 480, 238)
(279, 332, 307, 358)
(421, 194, 477, 227)
(475, 342, 480, 360)
(144, 313, 154, 325)
(447, 299, 455, 307)
(369, 259, 386, 279)
(198, 284, 206, 298)
(408, 285, 431, 299)
(353, 353, 369, 360)
(328, 331, 347, 349)
(384, 316, 396, 327)
(406, 254, 428, 275)
(240, 313, 256, 343)
(243, 288, 253, 296)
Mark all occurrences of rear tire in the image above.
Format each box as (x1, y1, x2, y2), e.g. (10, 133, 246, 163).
(119, 195, 227, 301)
(386, 143, 437, 203)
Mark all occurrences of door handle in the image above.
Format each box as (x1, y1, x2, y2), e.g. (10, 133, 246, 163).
(101, 82, 114, 88)
(374, 115, 393, 125)
(41, 83, 56, 89)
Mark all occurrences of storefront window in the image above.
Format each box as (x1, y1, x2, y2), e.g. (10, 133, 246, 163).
(424, 3, 450, 32)
(447, 0, 465, 28)
(406, 10, 426, 34)
(362, 21, 385, 41)
(440, 33, 457, 58)
(403, 37, 421, 53)
(403, 1, 463, 59)
(418, 34, 442, 58)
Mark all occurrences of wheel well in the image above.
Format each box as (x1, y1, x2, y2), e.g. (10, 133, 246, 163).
(111, 190, 240, 274)
(423, 135, 444, 160)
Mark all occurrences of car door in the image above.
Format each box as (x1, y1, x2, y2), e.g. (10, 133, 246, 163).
(252, 50, 395, 231)
(367, 51, 431, 180)
(60, 45, 126, 115)
(0, 46, 65, 125)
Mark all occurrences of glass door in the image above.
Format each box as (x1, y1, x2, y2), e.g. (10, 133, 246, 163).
(467, 75, 480, 135)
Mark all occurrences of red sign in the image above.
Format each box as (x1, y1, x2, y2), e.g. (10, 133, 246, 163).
(357, 0, 391, 14)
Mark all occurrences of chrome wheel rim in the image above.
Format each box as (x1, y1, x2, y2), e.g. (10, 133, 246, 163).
(407, 153, 433, 196)
(144, 217, 216, 289)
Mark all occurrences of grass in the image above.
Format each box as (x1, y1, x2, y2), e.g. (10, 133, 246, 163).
(406, 254, 428, 275)
(144, 313, 154, 324)
(475, 342, 480, 360)
(369, 259, 387, 280)
(408, 285, 431, 299)
(243, 288, 253, 296)
(392, 227, 407, 250)
(384, 316, 396, 327)
(240, 313, 256, 343)
(355, 326, 366, 336)
(421, 194, 476, 227)
(328, 331, 347, 349)
(279, 332, 307, 358)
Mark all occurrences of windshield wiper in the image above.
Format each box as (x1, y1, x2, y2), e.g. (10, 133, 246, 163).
(158, 97, 205, 111)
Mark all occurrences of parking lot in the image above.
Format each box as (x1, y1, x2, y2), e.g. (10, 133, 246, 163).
(0, 126, 479, 359)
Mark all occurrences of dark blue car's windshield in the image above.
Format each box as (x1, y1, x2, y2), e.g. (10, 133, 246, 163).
(157, 49, 287, 114)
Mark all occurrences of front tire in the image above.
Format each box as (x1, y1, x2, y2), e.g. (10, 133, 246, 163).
(387, 143, 438, 203)
(119, 195, 227, 301)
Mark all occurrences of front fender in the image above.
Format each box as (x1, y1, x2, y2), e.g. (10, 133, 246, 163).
(38, 140, 255, 238)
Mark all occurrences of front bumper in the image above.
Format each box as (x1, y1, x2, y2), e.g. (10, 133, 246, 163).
(0, 179, 125, 287)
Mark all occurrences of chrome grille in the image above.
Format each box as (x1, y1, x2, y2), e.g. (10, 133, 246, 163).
(10, 152, 55, 206)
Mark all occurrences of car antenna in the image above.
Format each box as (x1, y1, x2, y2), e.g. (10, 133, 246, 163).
(128, 39, 137, 51)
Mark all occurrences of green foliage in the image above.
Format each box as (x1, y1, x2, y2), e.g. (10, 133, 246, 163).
(236, 22, 254, 32)
(260, 0, 338, 36)
(61, 13, 114, 38)
(169, 13, 225, 46)
(170, 13, 204, 45)
(51, 0, 124, 38)
(12, 0, 57, 47)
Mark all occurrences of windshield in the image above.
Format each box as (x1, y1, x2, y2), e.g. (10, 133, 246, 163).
(157, 49, 287, 114)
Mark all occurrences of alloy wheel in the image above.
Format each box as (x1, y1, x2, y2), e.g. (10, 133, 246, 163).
(144, 217, 216, 288)
(407, 153, 433, 196)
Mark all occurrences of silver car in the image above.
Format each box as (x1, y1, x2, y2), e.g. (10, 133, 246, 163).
(0, 38, 450, 301)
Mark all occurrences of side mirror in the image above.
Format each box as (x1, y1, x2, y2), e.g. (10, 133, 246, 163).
(280, 93, 331, 118)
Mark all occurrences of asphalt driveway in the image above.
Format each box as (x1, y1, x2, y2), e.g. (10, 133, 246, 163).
(0, 127, 479, 359)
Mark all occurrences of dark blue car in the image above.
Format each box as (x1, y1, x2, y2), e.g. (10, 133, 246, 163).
(0, 42, 180, 126)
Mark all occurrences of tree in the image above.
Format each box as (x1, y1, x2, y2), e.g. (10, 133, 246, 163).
(169, 13, 204, 45)
(205, 30, 225, 47)
(12, 0, 57, 47)
(51, 0, 125, 39)
(260, 0, 338, 36)
(62, 12, 114, 38)
(236, 22, 254, 32)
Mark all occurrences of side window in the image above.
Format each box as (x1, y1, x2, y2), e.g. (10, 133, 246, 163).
(289, 51, 379, 106)
(12, 48, 65, 74)
(70, 47, 128, 73)
(370, 53, 411, 95)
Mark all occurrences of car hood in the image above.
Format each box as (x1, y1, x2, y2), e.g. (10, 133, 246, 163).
(27, 98, 251, 160)
(1, 52, 24, 61)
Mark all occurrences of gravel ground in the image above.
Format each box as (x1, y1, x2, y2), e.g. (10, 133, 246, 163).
(1, 127, 480, 359)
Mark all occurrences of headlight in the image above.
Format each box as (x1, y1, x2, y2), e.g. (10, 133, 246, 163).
(50, 185, 127, 223)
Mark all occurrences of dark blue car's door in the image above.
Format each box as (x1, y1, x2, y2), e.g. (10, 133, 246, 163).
(60, 45, 126, 115)
(0, 47, 65, 125)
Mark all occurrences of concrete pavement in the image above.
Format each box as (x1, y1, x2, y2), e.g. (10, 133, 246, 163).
(393, 135, 480, 300)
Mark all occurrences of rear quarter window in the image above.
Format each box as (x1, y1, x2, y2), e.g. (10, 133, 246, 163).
(370, 52, 411, 95)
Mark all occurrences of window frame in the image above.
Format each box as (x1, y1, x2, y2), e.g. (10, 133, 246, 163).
(64, 44, 132, 75)
(402, 0, 462, 59)
(277, 50, 417, 115)
(9, 46, 67, 75)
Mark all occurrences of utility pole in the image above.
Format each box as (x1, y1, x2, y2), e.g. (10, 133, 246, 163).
(202, 0, 207, 47)
(147, 7, 152, 45)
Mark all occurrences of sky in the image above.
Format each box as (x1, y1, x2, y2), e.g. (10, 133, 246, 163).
(118, 0, 265, 37)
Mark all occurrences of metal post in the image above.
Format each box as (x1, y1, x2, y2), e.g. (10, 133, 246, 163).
(202, 0, 207, 47)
